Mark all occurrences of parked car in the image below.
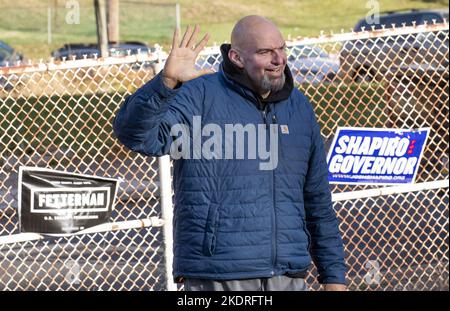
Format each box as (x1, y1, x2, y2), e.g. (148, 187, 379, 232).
(287, 45, 339, 84)
(51, 41, 161, 60)
(339, 9, 449, 83)
(1, 40, 24, 90)
(0, 40, 24, 66)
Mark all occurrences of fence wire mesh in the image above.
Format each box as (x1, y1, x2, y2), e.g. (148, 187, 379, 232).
(0, 23, 448, 290)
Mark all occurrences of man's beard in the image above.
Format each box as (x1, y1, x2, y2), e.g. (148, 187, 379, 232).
(260, 71, 286, 94)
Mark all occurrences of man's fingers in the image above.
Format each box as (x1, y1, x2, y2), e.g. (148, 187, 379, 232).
(186, 25, 200, 49)
(172, 27, 180, 50)
(180, 25, 193, 47)
(194, 33, 210, 54)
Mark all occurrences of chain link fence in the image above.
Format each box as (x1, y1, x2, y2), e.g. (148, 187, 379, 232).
(0, 22, 448, 290)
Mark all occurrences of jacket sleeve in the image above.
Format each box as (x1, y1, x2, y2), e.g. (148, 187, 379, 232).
(303, 103, 347, 285)
(113, 72, 202, 156)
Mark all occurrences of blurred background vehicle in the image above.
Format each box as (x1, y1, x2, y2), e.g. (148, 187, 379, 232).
(0, 40, 24, 67)
(288, 45, 339, 84)
(339, 9, 449, 83)
(51, 41, 159, 60)
(0, 40, 24, 90)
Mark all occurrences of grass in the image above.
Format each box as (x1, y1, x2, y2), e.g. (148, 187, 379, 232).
(300, 82, 388, 137)
(0, 91, 121, 163)
(0, 0, 448, 60)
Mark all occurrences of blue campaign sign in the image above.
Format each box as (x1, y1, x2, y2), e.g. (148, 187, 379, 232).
(326, 127, 430, 185)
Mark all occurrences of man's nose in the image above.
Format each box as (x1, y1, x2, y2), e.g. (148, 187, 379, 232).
(272, 49, 286, 65)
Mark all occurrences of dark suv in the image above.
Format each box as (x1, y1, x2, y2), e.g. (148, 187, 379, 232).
(339, 9, 449, 83)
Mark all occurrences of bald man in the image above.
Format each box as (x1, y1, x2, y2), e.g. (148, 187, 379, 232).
(114, 16, 347, 291)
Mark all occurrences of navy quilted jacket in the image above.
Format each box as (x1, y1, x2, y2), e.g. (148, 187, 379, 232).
(113, 44, 346, 284)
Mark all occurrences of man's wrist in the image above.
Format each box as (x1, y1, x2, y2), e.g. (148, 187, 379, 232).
(161, 72, 179, 89)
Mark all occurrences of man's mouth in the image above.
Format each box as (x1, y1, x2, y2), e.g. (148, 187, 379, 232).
(266, 67, 284, 76)
(266, 67, 283, 73)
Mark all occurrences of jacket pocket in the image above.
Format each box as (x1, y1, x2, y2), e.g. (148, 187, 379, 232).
(202, 203, 220, 256)
(302, 219, 312, 252)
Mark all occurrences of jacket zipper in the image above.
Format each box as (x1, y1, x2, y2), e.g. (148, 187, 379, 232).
(262, 106, 268, 129)
(259, 100, 278, 274)
(270, 106, 278, 273)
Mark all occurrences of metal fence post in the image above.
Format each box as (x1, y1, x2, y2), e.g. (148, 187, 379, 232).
(47, 7, 52, 44)
(151, 48, 177, 291)
(158, 155, 177, 291)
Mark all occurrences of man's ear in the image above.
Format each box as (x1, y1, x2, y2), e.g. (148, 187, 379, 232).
(228, 49, 244, 69)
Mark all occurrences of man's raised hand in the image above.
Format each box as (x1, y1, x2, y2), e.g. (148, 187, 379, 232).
(162, 25, 213, 89)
